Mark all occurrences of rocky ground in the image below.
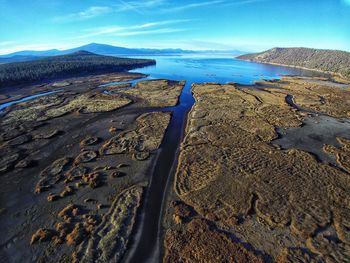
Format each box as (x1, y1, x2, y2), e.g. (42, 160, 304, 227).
(0, 73, 184, 263)
(166, 76, 350, 262)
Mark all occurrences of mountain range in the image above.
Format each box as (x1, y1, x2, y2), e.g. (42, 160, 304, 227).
(0, 43, 245, 64)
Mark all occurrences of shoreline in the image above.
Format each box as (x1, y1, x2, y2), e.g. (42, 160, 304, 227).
(236, 58, 350, 84)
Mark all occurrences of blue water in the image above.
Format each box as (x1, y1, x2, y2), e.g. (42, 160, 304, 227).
(129, 56, 323, 85)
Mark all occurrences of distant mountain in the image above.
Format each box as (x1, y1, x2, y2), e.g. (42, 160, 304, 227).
(0, 51, 155, 88)
(1, 49, 61, 57)
(237, 47, 350, 80)
(64, 43, 146, 56)
(0, 43, 245, 63)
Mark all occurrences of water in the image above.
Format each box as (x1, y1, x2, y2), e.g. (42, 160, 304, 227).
(129, 55, 325, 85)
(0, 89, 63, 112)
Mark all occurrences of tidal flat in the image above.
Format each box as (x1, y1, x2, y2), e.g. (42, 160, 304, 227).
(0, 64, 350, 263)
(0, 72, 184, 262)
(167, 76, 350, 262)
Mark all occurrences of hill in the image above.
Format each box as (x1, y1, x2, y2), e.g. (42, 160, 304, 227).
(237, 47, 350, 80)
(0, 51, 155, 88)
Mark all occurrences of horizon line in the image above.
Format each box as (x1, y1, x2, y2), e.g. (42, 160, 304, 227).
(0, 42, 349, 56)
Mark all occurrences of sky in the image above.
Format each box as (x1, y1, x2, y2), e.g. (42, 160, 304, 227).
(0, 0, 350, 54)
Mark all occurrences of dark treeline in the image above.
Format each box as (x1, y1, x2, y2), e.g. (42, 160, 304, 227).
(0, 51, 155, 87)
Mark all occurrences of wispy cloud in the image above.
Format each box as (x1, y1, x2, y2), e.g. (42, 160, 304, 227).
(78, 19, 192, 38)
(114, 0, 266, 13)
(115, 0, 166, 14)
(113, 28, 190, 36)
(51, 1, 165, 22)
(52, 0, 265, 22)
(164, 0, 267, 12)
(222, 0, 268, 7)
(52, 6, 112, 23)
(113, 0, 225, 13)
(162, 0, 226, 12)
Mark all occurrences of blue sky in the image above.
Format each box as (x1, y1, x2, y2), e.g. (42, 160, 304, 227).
(0, 0, 350, 54)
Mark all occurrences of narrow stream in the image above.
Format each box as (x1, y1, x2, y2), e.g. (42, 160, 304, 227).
(123, 78, 194, 263)
(0, 89, 63, 112)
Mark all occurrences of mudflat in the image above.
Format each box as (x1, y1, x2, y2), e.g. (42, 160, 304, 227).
(166, 76, 350, 262)
(1, 71, 350, 263)
(0, 72, 184, 262)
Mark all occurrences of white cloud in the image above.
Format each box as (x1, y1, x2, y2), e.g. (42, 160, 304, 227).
(51, 0, 265, 23)
(52, 6, 112, 22)
(113, 27, 189, 36)
(113, 0, 263, 14)
(157, 0, 266, 12)
(162, 0, 226, 12)
(227, 0, 267, 5)
(115, 0, 166, 14)
(137, 19, 192, 28)
(78, 19, 192, 38)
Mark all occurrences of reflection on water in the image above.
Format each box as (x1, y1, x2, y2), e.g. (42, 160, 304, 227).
(129, 55, 326, 85)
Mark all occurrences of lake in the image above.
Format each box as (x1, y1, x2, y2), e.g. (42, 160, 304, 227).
(129, 55, 325, 84)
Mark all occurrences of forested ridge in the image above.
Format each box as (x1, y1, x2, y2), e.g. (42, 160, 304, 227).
(237, 47, 350, 80)
(0, 51, 155, 87)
